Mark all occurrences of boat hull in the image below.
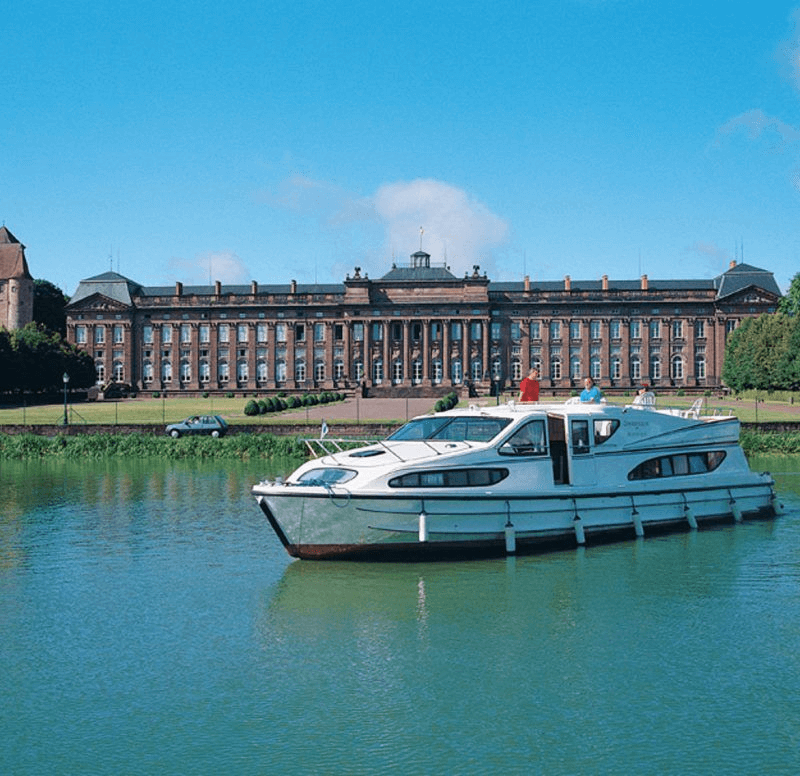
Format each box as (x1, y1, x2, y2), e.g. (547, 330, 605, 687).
(254, 476, 777, 561)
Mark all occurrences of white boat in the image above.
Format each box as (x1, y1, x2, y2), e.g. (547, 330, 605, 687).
(252, 397, 780, 560)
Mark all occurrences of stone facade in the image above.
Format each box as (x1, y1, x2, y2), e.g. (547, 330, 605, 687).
(64, 251, 782, 395)
(0, 227, 34, 332)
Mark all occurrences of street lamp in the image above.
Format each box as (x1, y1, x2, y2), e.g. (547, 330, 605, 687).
(62, 372, 70, 426)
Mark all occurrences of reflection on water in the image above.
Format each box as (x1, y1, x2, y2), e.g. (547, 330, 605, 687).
(1, 455, 799, 775)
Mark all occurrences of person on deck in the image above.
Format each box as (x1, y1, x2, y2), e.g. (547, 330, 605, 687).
(580, 377, 603, 403)
(518, 368, 540, 402)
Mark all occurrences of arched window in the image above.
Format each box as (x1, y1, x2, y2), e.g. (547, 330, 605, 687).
(550, 357, 561, 380)
(180, 360, 191, 383)
(570, 355, 581, 380)
(671, 355, 684, 381)
(161, 360, 172, 383)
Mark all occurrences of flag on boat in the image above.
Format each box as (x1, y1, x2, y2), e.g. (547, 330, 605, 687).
(320, 420, 328, 439)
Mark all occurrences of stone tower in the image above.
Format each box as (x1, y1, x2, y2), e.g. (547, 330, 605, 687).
(0, 226, 34, 331)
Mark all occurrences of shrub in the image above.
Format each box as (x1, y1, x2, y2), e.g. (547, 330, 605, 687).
(258, 400, 267, 414)
(202, 391, 209, 398)
(244, 400, 260, 416)
(152, 391, 160, 398)
(225, 391, 235, 399)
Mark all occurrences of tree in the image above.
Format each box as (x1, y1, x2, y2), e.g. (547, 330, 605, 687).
(778, 272, 800, 317)
(723, 312, 798, 393)
(33, 279, 68, 336)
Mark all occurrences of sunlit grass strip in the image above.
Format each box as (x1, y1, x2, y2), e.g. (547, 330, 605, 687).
(0, 433, 307, 460)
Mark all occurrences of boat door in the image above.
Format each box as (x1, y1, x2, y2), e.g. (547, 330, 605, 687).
(547, 414, 569, 484)
(568, 418, 597, 485)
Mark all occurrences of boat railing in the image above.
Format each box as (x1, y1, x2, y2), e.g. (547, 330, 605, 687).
(300, 437, 382, 458)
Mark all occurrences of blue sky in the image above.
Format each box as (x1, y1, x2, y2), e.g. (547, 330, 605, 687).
(4, 1, 800, 297)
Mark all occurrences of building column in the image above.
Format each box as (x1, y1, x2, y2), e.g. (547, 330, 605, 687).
(422, 319, 430, 383)
(442, 319, 451, 384)
(403, 319, 411, 385)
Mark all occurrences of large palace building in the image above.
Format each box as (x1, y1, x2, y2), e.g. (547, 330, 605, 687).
(65, 251, 782, 396)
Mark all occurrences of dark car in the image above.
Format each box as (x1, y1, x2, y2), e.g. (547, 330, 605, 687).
(166, 415, 228, 438)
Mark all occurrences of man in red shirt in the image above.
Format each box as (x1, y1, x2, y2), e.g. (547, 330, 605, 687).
(518, 368, 540, 402)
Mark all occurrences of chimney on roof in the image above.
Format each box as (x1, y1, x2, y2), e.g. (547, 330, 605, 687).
(564, 275, 571, 291)
(175, 281, 182, 297)
(729, 260, 736, 269)
(602, 274, 608, 291)
(251, 280, 258, 295)
(214, 280, 221, 296)
(290, 279, 297, 294)
(524, 275, 530, 292)
(641, 274, 648, 291)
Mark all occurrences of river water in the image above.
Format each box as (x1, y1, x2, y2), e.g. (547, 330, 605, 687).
(2, 455, 799, 775)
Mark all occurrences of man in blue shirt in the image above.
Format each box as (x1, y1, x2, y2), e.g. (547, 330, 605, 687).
(580, 377, 603, 403)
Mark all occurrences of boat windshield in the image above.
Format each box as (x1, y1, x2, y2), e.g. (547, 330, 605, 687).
(387, 415, 512, 443)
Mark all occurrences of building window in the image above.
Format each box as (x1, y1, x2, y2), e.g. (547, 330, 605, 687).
(549, 321, 561, 340)
(631, 356, 641, 382)
(180, 360, 191, 383)
(431, 322, 442, 341)
(451, 359, 462, 383)
(257, 360, 268, 381)
(672, 320, 683, 339)
(276, 323, 286, 343)
(218, 361, 229, 383)
(257, 323, 268, 342)
(432, 359, 443, 383)
(161, 324, 172, 344)
(570, 354, 581, 379)
(590, 356, 601, 380)
(611, 356, 621, 380)
(334, 360, 344, 381)
(143, 361, 154, 383)
(671, 355, 684, 380)
(238, 324, 248, 343)
(630, 320, 640, 339)
(314, 323, 325, 342)
(510, 322, 521, 341)
(295, 361, 306, 382)
(412, 359, 423, 384)
(76, 325, 87, 344)
(276, 361, 287, 383)
(649, 320, 660, 339)
(472, 359, 483, 383)
(161, 360, 172, 383)
(219, 324, 229, 343)
(491, 358, 502, 379)
(314, 361, 325, 382)
(353, 360, 364, 382)
(113, 361, 124, 381)
(489, 322, 500, 340)
(334, 324, 344, 340)
(550, 357, 562, 380)
(199, 324, 210, 343)
(352, 322, 364, 341)
(511, 358, 522, 382)
(113, 325, 124, 344)
(570, 321, 581, 340)
(200, 361, 210, 383)
(238, 360, 248, 383)
(650, 353, 661, 380)
(94, 326, 105, 344)
(610, 320, 621, 339)
(392, 360, 403, 383)
(373, 358, 384, 383)
(695, 352, 706, 379)
(694, 320, 705, 339)
(451, 322, 462, 341)
(371, 322, 383, 341)
(390, 322, 402, 341)
(530, 322, 541, 340)
(590, 320, 601, 339)
(295, 324, 305, 342)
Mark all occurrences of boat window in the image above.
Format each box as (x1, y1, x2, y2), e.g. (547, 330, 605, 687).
(499, 420, 548, 456)
(593, 418, 620, 445)
(349, 449, 385, 458)
(387, 416, 512, 443)
(627, 451, 727, 480)
(571, 419, 590, 455)
(297, 468, 357, 485)
(389, 468, 509, 488)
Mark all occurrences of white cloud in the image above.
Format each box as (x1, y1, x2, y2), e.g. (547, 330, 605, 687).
(373, 179, 509, 277)
(716, 109, 800, 149)
(261, 175, 509, 279)
(167, 250, 252, 285)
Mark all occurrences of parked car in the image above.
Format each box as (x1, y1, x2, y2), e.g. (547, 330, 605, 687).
(166, 415, 228, 438)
